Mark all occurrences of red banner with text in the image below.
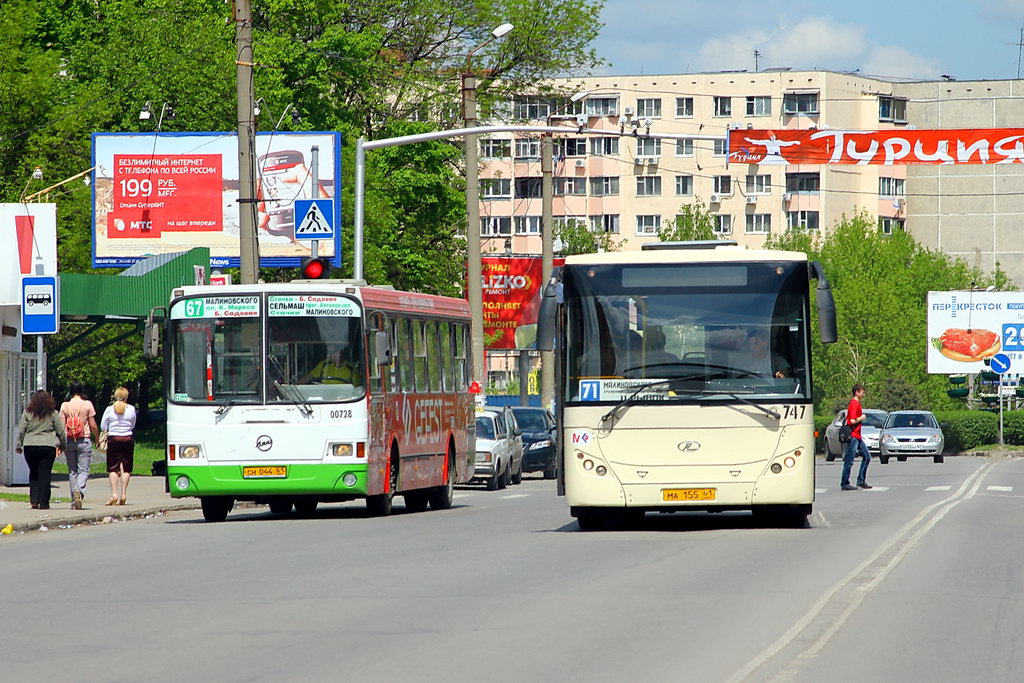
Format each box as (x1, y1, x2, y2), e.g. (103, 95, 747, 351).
(481, 256, 564, 350)
(728, 129, 1024, 166)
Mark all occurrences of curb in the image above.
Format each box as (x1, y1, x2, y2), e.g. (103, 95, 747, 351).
(5, 503, 202, 534)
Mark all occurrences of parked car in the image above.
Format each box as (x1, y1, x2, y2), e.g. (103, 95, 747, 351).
(471, 408, 521, 490)
(503, 408, 525, 485)
(879, 410, 945, 464)
(508, 406, 557, 479)
(824, 409, 888, 461)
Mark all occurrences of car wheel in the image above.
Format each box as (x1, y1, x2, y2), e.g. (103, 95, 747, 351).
(934, 454, 944, 463)
(824, 438, 836, 462)
(897, 455, 907, 462)
(879, 455, 889, 464)
(512, 461, 523, 485)
(543, 461, 557, 480)
(498, 463, 510, 489)
(485, 468, 500, 491)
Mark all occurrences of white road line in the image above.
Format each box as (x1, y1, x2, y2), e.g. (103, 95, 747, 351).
(864, 486, 889, 491)
(500, 494, 530, 500)
(987, 485, 1013, 492)
(814, 488, 827, 494)
(926, 485, 953, 491)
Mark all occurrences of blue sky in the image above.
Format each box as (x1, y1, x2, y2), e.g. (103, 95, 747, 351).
(591, 0, 1024, 81)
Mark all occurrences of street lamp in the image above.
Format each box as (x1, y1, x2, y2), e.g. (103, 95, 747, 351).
(464, 22, 514, 391)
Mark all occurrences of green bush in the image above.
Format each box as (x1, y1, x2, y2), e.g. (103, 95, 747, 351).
(933, 410, 998, 452)
(999, 410, 1024, 446)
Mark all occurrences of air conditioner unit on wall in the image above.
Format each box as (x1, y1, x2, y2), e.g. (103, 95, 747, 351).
(623, 106, 634, 116)
(575, 159, 586, 168)
(710, 194, 723, 203)
(634, 156, 646, 165)
(746, 195, 757, 205)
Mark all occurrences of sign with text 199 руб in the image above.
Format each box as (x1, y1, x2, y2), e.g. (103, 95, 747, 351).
(22, 275, 60, 334)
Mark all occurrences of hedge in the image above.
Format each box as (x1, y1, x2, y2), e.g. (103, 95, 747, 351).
(815, 410, 1024, 454)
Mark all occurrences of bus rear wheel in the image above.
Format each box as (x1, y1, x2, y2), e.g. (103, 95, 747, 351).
(404, 491, 429, 513)
(200, 496, 233, 523)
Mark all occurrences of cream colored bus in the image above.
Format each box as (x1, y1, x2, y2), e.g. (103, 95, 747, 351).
(536, 241, 837, 529)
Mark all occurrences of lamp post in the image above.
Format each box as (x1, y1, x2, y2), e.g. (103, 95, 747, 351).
(464, 22, 514, 390)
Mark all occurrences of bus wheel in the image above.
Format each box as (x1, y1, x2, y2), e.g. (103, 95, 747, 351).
(200, 496, 233, 523)
(293, 498, 318, 516)
(573, 507, 608, 531)
(367, 451, 398, 516)
(753, 505, 808, 529)
(428, 450, 455, 511)
(268, 498, 293, 515)
(404, 491, 429, 513)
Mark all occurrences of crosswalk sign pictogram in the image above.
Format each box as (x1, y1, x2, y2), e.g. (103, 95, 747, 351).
(293, 199, 335, 240)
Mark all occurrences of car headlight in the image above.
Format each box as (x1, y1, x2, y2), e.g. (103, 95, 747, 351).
(882, 434, 896, 444)
(529, 440, 551, 450)
(476, 451, 492, 463)
(928, 434, 942, 443)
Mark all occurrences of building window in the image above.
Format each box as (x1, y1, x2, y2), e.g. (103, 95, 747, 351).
(786, 172, 820, 193)
(512, 96, 554, 120)
(590, 214, 620, 234)
(878, 96, 908, 123)
(746, 95, 771, 116)
(714, 215, 733, 235)
(713, 96, 732, 117)
(553, 216, 586, 231)
(745, 174, 771, 195)
(585, 97, 619, 117)
(783, 92, 819, 115)
(676, 139, 694, 157)
(879, 177, 905, 197)
(713, 139, 728, 156)
(480, 139, 511, 159)
(787, 211, 819, 230)
(514, 138, 539, 159)
(879, 217, 906, 234)
(713, 175, 732, 195)
(589, 136, 619, 156)
(590, 176, 620, 196)
(675, 175, 693, 196)
(636, 176, 662, 197)
(514, 215, 542, 235)
(554, 177, 586, 196)
(636, 214, 661, 235)
(514, 177, 542, 198)
(554, 138, 587, 157)
(637, 138, 661, 157)
(481, 216, 511, 235)
(745, 213, 772, 234)
(480, 178, 511, 199)
(675, 97, 694, 117)
(636, 98, 662, 118)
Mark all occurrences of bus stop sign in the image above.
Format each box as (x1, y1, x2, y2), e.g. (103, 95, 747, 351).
(21, 275, 60, 334)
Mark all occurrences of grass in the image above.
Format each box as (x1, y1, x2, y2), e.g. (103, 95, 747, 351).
(52, 422, 165, 477)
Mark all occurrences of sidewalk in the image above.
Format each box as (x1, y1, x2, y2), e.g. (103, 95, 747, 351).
(0, 475, 200, 534)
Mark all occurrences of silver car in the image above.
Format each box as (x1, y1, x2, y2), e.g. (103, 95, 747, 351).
(824, 409, 887, 461)
(879, 410, 945, 464)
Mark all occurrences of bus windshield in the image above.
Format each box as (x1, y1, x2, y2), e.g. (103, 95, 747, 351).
(562, 261, 811, 404)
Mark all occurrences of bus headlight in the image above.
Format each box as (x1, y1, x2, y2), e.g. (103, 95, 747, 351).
(583, 459, 594, 471)
(770, 463, 782, 474)
(342, 472, 358, 487)
(175, 476, 190, 491)
(180, 445, 202, 459)
(595, 465, 607, 476)
(784, 456, 796, 468)
(331, 443, 353, 457)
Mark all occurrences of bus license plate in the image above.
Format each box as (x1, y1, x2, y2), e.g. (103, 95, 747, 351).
(663, 488, 716, 502)
(243, 466, 287, 479)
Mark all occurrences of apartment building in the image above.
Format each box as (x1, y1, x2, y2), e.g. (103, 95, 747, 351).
(476, 69, 1024, 283)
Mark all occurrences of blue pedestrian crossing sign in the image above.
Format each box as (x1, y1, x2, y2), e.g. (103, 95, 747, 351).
(22, 275, 60, 335)
(293, 199, 334, 240)
(990, 353, 1012, 374)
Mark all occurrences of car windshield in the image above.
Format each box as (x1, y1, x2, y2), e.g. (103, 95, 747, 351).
(511, 410, 549, 431)
(863, 413, 887, 428)
(476, 416, 495, 440)
(886, 413, 937, 429)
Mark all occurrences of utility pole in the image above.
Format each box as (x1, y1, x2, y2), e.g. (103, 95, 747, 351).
(463, 73, 484, 386)
(540, 134, 554, 410)
(235, 0, 259, 285)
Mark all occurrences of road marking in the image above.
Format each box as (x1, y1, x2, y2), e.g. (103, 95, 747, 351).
(926, 485, 952, 491)
(728, 460, 995, 683)
(987, 485, 1013, 492)
(863, 486, 889, 491)
(500, 494, 530, 500)
(815, 488, 827, 494)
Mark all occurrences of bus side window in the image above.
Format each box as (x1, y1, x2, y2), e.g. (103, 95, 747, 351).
(388, 318, 400, 391)
(454, 323, 468, 389)
(426, 320, 441, 392)
(367, 314, 383, 394)
(398, 317, 414, 393)
(439, 321, 452, 391)
(413, 319, 429, 392)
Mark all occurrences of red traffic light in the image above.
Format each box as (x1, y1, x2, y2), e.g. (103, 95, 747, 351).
(300, 257, 329, 279)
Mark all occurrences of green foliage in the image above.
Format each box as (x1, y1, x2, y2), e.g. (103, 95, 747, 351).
(933, 410, 998, 451)
(555, 220, 621, 256)
(872, 377, 924, 413)
(657, 197, 719, 242)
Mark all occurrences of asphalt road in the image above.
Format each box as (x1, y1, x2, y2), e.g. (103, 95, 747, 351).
(4, 456, 1024, 683)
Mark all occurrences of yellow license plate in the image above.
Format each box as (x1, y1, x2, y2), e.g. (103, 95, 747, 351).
(242, 466, 287, 479)
(663, 488, 716, 502)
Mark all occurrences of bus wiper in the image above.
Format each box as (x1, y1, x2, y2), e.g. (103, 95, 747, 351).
(214, 370, 261, 416)
(600, 379, 692, 424)
(715, 392, 781, 420)
(268, 355, 313, 416)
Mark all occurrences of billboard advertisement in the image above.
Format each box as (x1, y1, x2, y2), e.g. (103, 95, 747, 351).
(0, 203, 57, 306)
(482, 256, 564, 350)
(728, 128, 1024, 166)
(92, 131, 342, 268)
(927, 291, 1024, 373)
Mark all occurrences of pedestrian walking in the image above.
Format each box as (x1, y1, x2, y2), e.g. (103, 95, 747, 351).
(59, 382, 99, 509)
(15, 390, 67, 510)
(100, 386, 137, 506)
(840, 384, 872, 491)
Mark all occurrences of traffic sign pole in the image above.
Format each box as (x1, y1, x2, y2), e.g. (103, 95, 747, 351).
(990, 352, 1011, 446)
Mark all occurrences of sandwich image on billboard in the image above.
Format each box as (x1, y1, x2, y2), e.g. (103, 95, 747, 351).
(91, 131, 341, 268)
(927, 291, 1024, 373)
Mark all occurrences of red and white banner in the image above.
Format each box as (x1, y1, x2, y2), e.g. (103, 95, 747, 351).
(728, 129, 1024, 166)
(1, 204, 57, 306)
(481, 256, 563, 350)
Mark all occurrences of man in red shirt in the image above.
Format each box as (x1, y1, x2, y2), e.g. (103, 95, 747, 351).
(841, 384, 871, 491)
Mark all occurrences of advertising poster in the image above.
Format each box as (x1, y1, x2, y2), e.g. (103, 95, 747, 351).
(927, 291, 1024, 373)
(728, 128, 1024, 166)
(92, 132, 341, 268)
(481, 256, 564, 349)
(0, 203, 58, 306)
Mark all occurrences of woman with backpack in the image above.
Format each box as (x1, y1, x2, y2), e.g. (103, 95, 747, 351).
(59, 382, 99, 510)
(15, 390, 67, 510)
(100, 386, 137, 506)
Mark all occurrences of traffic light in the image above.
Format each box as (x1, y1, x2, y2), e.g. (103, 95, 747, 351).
(300, 257, 330, 279)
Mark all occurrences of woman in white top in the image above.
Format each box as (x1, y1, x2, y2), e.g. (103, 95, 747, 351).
(101, 386, 138, 505)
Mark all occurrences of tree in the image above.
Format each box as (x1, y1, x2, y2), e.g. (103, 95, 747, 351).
(657, 197, 719, 242)
(555, 219, 621, 256)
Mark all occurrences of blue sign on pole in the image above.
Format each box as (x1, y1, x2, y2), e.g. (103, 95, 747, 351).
(293, 199, 335, 240)
(990, 353, 1012, 375)
(21, 275, 60, 335)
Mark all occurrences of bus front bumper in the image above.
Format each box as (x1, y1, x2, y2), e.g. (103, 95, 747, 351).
(167, 463, 368, 499)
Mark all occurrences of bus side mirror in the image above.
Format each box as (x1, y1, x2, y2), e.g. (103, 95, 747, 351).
(374, 330, 393, 366)
(535, 278, 560, 352)
(142, 307, 164, 360)
(810, 261, 837, 344)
